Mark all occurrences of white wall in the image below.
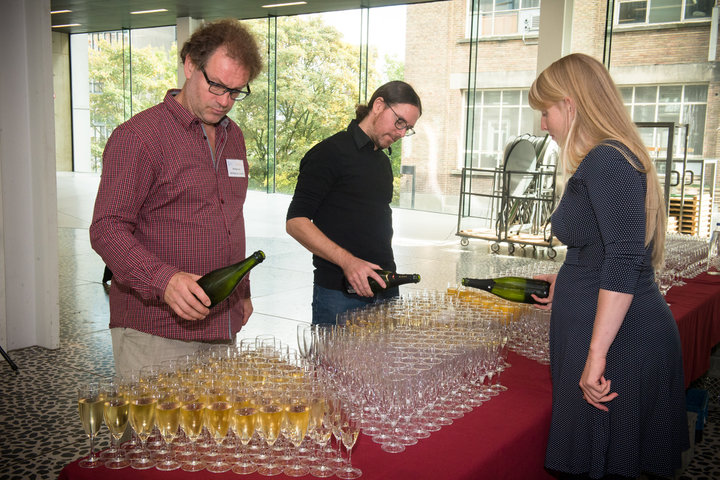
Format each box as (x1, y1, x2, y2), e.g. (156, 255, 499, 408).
(0, 0, 60, 350)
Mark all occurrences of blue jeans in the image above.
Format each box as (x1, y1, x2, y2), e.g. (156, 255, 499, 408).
(311, 284, 399, 325)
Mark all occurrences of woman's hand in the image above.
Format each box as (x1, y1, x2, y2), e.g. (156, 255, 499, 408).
(532, 273, 557, 310)
(579, 353, 618, 411)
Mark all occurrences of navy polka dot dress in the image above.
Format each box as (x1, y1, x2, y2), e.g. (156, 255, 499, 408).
(546, 142, 689, 479)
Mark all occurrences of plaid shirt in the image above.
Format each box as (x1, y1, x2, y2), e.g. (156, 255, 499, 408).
(90, 90, 250, 341)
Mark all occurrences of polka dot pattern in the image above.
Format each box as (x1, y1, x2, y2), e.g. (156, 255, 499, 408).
(545, 143, 689, 479)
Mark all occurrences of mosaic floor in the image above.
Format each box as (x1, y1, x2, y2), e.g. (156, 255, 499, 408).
(0, 172, 718, 480)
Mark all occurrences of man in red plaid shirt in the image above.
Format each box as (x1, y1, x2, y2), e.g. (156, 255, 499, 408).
(90, 19, 263, 374)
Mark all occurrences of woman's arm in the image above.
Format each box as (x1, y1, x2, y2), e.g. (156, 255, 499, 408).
(580, 289, 632, 411)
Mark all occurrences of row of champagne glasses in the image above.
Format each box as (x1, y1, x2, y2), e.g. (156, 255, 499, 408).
(76, 336, 364, 478)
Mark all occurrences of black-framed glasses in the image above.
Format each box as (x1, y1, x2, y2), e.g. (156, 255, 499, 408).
(386, 102, 415, 137)
(201, 68, 251, 101)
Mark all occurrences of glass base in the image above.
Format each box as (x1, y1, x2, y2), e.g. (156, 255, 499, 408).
(380, 442, 405, 454)
(78, 456, 103, 468)
(284, 464, 310, 477)
(130, 457, 156, 470)
(155, 459, 181, 471)
(232, 462, 258, 475)
(104, 457, 130, 469)
(206, 460, 233, 473)
(181, 459, 206, 472)
(310, 464, 336, 478)
(336, 465, 363, 479)
(257, 463, 284, 476)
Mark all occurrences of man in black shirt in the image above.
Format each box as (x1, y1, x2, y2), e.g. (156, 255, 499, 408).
(286, 81, 422, 325)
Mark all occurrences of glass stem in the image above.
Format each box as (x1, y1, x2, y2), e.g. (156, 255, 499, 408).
(88, 434, 96, 459)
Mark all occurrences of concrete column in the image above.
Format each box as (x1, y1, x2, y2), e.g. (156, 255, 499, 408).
(176, 17, 204, 88)
(0, 0, 60, 350)
(533, 0, 574, 135)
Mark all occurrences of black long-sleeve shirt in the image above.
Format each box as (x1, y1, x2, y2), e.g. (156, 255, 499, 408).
(286, 120, 396, 291)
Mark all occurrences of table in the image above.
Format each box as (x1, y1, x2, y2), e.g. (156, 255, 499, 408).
(665, 272, 720, 387)
(58, 275, 720, 480)
(59, 352, 555, 480)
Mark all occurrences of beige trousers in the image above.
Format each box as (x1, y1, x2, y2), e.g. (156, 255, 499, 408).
(110, 327, 233, 376)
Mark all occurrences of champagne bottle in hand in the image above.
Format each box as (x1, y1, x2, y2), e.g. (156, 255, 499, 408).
(461, 276, 549, 304)
(345, 269, 421, 295)
(197, 250, 265, 307)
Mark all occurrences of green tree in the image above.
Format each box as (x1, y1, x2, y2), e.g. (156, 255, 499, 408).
(231, 17, 380, 193)
(88, 37, 176, 172)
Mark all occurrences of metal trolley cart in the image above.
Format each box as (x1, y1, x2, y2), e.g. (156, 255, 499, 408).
(457, 134, 560, 258)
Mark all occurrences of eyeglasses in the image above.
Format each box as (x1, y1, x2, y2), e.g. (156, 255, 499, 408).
(386, 102, 415, 137)
(201, 68, 251, 101)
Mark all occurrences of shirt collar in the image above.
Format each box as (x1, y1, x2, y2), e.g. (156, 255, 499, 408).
(348, 119, 375, 151)
(163, 89, 230, 130)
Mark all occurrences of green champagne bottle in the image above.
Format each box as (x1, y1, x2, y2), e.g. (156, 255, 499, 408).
(461, 276, 550, 304)
(197, 250, 265, 308)
(344, 270, 421, 295)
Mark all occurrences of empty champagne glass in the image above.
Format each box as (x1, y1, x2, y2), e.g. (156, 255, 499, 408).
(101, 379, 130, 469)
(309, 405, 336, 478)
(77, 381, 104, 468)
(336, 407, 363, 479)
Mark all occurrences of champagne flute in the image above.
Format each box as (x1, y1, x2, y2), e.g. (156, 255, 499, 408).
(154, 391, 181, 471)
(77, 381, 104, 468)
(128, 384, 157, 470)
(101, 380, 130, 469)
(308, 407, 336, 478)
(256, 400, 284, 476)
(204, 397, 233, 473)
(283, 394, 311, 477)
(336, 407, 363, 479)
(231, 406, 258, 474)
(179, 394, 206, 472)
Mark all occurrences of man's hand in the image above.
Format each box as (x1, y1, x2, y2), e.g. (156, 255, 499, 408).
(340, 255, 385, 297)
(164, 271, 211, 321)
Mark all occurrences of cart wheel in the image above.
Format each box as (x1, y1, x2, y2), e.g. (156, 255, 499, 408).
(491, 243, 500, 253)
(508, 243, 515, 255)
(547, 247, 557, 259)
(460, 238, 469, 247)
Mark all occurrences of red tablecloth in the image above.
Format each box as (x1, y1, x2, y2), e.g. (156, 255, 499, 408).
(59, 352, 555, 480)
(665, 272, 720, 387)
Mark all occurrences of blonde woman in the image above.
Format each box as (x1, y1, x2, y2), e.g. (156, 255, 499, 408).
(529, 53, 688, 480)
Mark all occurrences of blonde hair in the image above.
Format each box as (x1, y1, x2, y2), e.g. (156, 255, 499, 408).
(528, 53, 665, 269)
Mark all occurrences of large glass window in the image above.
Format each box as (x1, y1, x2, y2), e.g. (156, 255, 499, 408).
(620, 84, 708, 157)
(71, 26, 177, 172)
(617, 0, 713, 25)
(464, 89, 534, 169)
(469, 0, 540, 37)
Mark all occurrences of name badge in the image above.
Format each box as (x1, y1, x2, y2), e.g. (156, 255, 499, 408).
(226, 159, 246, 178)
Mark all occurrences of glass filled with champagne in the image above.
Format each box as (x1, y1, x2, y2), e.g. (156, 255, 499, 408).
(154, 390, 181, 471)
(77, 381, 104, 468)
(128, 384, 157, 470)
(204, 398, 234, 473)
(100, 380, 130, 469)
(231, 406, 258, 474)
(179, 396, 206, 472)
(283, 395, 311, 477)
(256, 401, 285, 476)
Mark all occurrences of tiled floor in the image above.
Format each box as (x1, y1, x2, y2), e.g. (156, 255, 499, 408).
(0, 172, 717, 479)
